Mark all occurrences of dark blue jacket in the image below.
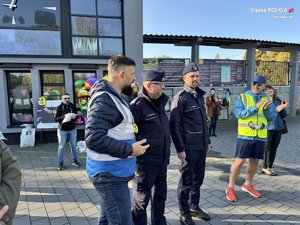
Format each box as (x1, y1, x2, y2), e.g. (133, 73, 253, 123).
(170, 86, 211, 152)
(267, 97, 288, 131)
(85, 80, 132, 159)
(130, 88, 170, 166)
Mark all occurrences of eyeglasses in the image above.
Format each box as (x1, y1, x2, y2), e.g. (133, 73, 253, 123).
(252, 82, 262, 87)
(63, 97, 70, 100)
(151, 82, 164, 86)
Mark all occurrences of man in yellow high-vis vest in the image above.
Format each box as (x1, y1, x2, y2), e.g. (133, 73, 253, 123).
(226, 75, 277, 202)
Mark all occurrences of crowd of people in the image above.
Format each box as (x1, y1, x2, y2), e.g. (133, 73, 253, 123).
(1, 54, 288, 225)
(84, 55, 288, 225)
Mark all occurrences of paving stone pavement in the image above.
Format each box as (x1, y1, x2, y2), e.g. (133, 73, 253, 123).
(9, 117, 300, 225)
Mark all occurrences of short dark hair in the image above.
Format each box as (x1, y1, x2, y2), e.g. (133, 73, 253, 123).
(62, 93, 70, 96)
(108, 54, 136, 72)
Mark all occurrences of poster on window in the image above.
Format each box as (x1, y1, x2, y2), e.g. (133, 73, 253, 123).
(36, 97, 60, 129)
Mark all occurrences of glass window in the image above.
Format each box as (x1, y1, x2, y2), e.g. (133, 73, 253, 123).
(97, 0, 121, 16)
(98, 18, 122, 37)
(70, 0, 96, 15)
(99, 38, 122, 55)
(72, 37, 98, 55)
(73, 72, 96, 111)
(41, 71, 65, 100)
(7, 71, 33, 125)
(72, 17, 97, 36)
(0, 0, 61, 29)
(0, 29, 61, 55)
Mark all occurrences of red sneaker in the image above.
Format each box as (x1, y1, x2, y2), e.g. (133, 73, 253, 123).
(225, 187, 237, 202)
(242, 184, 261, 198)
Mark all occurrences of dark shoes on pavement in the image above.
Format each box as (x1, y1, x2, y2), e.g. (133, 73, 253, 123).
(58, 162, 64, 170)
(190, 208, 211, 221)
(58, 161, 80, 170)
(72, 160, 81, 167)
(180, 215, 195, 225)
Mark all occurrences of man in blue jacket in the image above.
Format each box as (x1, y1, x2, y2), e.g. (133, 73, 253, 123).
(225, 75, 277, 202)
(85, 55, 149, 225)
(131, 70, 170, 225)
(170, 63, 211, 225)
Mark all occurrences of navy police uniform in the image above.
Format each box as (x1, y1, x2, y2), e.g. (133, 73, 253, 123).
(130, 70, 170, 225)
(170, 63, 211, 222)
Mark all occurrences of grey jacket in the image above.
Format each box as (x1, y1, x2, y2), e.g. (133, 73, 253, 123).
(0, 141, 22, 225)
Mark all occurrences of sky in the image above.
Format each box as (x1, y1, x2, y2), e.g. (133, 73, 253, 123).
(143, 0, 300, 59)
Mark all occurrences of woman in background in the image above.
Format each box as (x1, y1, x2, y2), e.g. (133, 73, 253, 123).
(129, 81, 140, 102)
(262, 85, 288, 176)
(206, 88, 222, 137)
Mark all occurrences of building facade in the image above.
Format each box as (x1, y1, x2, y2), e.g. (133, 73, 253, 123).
(0, 0, 143, 143)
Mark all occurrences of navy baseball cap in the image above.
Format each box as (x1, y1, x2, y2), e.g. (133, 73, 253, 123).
(253, 75, 267, 84)
(142, 70, 165, 82)
(182, 63, 199, 76)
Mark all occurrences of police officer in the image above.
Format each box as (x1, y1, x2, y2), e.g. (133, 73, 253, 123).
(170, 63, 211, 225)
(131, 70, 170, 225)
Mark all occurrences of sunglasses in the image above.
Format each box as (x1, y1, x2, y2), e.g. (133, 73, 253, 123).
(252, 82, 262, 87)
(63, 97, 70, 100)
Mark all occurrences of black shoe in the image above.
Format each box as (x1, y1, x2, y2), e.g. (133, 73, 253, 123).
(58, 162, 64, 170)
(212, 133, 217, 137)
(72, 160, 80, 167)
(190, 208, 211, 221)
(180, 215, 195, 225)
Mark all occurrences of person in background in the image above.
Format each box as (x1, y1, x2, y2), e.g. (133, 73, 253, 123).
(170, 63, 211, 225)
(131, 70, 170, 225)
(261, 85, 288, 176)
(129, 81, 140, 102)
(85, 55, 149, 225)
(206, 88, 222, 137)
(0, 132, 22, 225)
(54, 93, 80, 170)
(225, 75, 277, 202)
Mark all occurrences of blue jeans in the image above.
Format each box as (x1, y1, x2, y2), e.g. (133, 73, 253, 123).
(57, 128, 77, 163)
(90, 174, 132, 225)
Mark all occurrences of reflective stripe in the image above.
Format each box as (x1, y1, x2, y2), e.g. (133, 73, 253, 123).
(87, 149, 134, 161)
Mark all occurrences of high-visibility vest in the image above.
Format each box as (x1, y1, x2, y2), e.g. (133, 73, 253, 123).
(238, 93, 270, 138)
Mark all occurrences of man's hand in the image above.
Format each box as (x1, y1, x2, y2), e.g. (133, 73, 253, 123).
(0, 205, 9, 219)
(131, 139, 149, 156)
(177, 151, 186, 163)
(263, 100, 273, 109)
(255, 99, 266, 109)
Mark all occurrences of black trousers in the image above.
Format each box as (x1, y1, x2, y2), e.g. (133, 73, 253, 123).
(209, 108, 219, 135)
(177, 149, 207, 217)
(263, 130, 282, 169)
(132, 163, 168, 225)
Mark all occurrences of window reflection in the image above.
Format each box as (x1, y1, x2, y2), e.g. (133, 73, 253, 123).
(73, 37, 98, 55)
(99, 38, 122, 56)
(72, 17, 97, 35)
(98, 18, 122, 37)
(97, 0, 121, 16)
(70, 0, 96, 15)
(7, 72, 33, 125)
(41, 72, 65, 100)
(0, 29, 61, 55)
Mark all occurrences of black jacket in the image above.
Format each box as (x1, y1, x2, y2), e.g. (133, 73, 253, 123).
(85, 80, 132, 158)
(54, 102, 77, 131)
(130, 88, 170, 166)
(170, 86, 211, 152)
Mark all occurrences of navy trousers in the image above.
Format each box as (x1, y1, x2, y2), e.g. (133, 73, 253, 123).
(177, 149, 207, 217)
